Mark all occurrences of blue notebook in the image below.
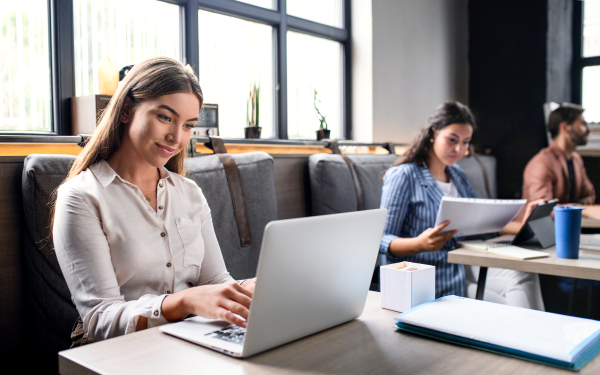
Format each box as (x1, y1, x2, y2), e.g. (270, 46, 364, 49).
(395, 296, 600, 371)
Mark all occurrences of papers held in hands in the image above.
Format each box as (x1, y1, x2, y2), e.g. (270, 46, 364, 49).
(434, 197, 526, 237)
(395, 296, 600, 371)
(457, 241, 549, 260)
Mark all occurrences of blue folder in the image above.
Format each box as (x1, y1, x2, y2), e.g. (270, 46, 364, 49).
(395, 296, 600, 371)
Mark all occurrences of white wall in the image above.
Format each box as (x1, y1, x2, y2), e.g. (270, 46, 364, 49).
(352, 0, 469, 143)
(351, 0, 373, 143)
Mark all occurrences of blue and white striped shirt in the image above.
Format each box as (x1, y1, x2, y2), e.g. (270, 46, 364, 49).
(379, 162, 478, 297)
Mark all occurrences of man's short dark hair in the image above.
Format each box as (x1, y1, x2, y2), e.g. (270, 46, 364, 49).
(548, 104, 584, 139)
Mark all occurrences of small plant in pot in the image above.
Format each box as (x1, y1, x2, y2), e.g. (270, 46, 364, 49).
(245, 82, 261, 139)
(314, 89, 330, 140)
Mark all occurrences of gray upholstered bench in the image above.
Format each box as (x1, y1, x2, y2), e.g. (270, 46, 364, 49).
(21, 151, 276, 373)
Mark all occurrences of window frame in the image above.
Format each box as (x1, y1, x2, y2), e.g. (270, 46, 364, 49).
(572, 0, 600, 105)
(43, 0, 351, 139)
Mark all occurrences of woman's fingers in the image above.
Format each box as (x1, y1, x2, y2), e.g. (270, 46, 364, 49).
(232, 281, 253, 299)
(430, 220, 451, 236)
(218, 307, 247, 328)
(221, 299, 250, 320)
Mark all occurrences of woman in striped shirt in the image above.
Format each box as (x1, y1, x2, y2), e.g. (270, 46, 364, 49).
(380, 102, 544, 310)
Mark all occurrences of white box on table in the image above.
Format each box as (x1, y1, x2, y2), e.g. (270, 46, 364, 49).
(380, 261, 435, 312)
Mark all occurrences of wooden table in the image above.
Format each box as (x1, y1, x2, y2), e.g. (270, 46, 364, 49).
(59, 292, 600, 375)
(448, 246, 600, 299)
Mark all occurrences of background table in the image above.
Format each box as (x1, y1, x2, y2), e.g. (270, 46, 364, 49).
(59, 292, 600, 375)
(448, 246, 600, 300)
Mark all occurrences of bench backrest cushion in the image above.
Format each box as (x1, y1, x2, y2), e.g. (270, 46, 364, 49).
(308, 154, 398, 215)
(22, 154, 77, 370)
(186, 151, 277, 279)
(456, 154, 497, 199)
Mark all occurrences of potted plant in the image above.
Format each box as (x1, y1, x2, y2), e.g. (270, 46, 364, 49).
(314, 89, 330, 140)
(245, 82, 261, 139)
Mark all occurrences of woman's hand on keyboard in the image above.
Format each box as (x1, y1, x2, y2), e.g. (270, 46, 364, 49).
(161, 281, 253, 327)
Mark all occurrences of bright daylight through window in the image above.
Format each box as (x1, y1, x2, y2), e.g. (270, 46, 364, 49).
(287, 31, 342, 139)
(73, 0, 180, 97)
(582, 0, 600, 122)
(198, 10, 274, 139)
(1, 1, 51, 132)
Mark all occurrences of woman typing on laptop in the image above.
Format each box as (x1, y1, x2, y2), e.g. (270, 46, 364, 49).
(52, 57, 254, 345)
(379, 102, 544, 309)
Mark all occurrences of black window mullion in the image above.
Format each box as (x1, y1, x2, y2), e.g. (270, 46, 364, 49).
(196, 0, 279, 25)
(277, 0, 287, 139)
(343, 0, 351, 140)
(286, 16, 347, 42)
(184, 0, 200, 78)
(572, 0, 584, 105)
(50, 0, 75, 135)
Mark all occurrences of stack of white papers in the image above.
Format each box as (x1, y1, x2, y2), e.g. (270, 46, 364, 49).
(435, 197, 526, 237)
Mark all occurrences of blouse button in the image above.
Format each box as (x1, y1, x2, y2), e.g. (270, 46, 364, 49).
(159, 182, 164, 188)
(166, 262, 172, 268)
(159, 206, 164, 210)
(153, 311, 159, 316)
(161, 232, 166, 237)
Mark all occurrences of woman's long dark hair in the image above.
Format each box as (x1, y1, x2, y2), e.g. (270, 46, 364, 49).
(393, 101, 476, 167)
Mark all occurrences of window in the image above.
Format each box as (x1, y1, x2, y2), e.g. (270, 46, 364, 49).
(198, 10, 274, 138)
(0, 1, 51, 132)
(574, 1, 600, 122)
(287, 31, 342, 139)
(195, 0, 349, 139)
(16, 0, 350, 137)
(287, 0, 343, 28)
(73, 0, 181, 97)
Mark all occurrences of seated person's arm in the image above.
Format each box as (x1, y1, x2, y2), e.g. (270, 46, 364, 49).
(581, 205, 600, 221)
(380, 167, 456, 258)
(388, 221, 456, 257)
(500, 199, 544, 235)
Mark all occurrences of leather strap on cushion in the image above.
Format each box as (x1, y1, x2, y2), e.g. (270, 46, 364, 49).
(208, 137, 251, 247)
(327, 141, 365, 211)
(384, 142, 396, 155)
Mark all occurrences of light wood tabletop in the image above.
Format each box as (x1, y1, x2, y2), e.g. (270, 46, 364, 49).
(448, 247, 600, 281)
(59, 291, 600, 375)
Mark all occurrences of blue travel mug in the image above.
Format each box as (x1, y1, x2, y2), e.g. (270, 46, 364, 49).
(554, 206, 584, 259)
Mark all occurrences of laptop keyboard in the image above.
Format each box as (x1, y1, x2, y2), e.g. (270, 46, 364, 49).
(205, 325, 246, 345)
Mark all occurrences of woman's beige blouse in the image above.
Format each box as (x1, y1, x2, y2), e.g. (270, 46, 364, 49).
(53, 160, 233, 340)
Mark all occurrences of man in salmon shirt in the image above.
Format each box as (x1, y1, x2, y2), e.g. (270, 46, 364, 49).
(521, 104, 597, 319)
(522, 104, 594, 207)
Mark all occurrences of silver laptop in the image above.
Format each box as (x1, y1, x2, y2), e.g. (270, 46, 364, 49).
(159, 209, 387, 358)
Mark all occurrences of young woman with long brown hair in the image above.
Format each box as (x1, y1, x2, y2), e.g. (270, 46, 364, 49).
(379, 102, 544, 309)
(53, 57, 254, 343)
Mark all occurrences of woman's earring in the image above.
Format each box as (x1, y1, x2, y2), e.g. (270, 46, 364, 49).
(430, 138, 433, 143)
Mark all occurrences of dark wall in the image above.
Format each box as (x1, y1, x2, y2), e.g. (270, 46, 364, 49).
(469, 0, 572, 199)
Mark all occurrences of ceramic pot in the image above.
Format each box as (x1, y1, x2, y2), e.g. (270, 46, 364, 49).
(244, 126, 262, 139)
(316, 129, 331, 140)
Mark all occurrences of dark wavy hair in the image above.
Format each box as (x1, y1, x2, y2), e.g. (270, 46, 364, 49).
(548, 104, 584, 139)
(393, 101, 476, 167)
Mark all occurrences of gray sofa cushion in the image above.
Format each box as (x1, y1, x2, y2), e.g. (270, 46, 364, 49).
(187, 152, 277, 279)
(308, 154, 398, 215)
(456, 154, 497, 199)
(22, 154, 77, 371)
